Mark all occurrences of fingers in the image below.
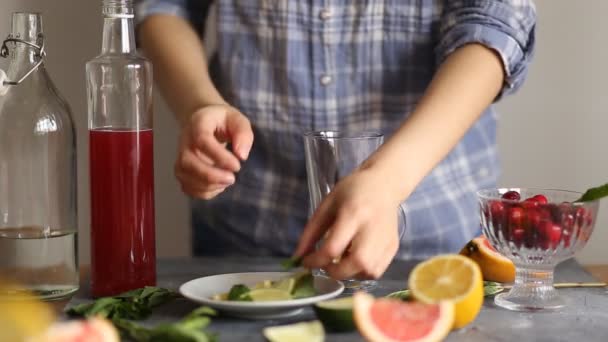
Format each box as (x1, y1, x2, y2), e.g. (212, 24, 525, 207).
(175, 149, 236, 199)
(226, 111, 254, 161)
(301, 210, 359, 269)
(192, 130, 242, 172)
(294, 198, 335, 258)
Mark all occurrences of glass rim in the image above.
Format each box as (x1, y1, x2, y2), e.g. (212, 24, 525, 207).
(303, 130, 383, 140)
(476, 187, 594, 204)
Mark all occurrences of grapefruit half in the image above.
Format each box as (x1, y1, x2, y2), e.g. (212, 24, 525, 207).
(353, 292, 454, 342)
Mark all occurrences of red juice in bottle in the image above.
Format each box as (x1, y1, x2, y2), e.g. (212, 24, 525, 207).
(89, 129, 156, 297)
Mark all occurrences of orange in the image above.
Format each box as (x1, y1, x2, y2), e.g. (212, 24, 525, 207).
(459, 236, 515, 283)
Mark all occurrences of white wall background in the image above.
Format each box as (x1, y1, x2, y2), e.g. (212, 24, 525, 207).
(0, 0, 605, 264)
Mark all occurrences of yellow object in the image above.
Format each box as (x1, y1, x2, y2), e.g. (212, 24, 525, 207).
(408, 254, 484, 329)
(0, 283, 55, 342)
(272, 278, 296, 293)
(459, 236, 515, 283)
(247, 288, 292, 301)
(263, 320, 324, 342)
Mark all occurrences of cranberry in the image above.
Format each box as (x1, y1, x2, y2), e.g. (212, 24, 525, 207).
(562, 229, 572, 248)
(490, 200, 506, 224)
(532, 194, 548, 204)
(502, 190, 521, 201)
(575, 207, 587, 227)
(540, 221, 562, 249)
(522, 198, 540, 210)
(526, 208, 550, 230)
(511, 226, 525, 247)
(508, 206, 525, 227)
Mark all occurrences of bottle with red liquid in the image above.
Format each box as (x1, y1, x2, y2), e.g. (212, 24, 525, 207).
(86, 0, 155, 297)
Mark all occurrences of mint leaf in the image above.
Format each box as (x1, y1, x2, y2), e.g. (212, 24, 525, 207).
(281, 257, 302, 270)
(227, 284, 252, 301)
(66, 287, 178, 320)
(385, 290, 411, 301)
(115, 307, 217, 342)
(483, 281, 505, 297)
(292, 272, 316, 299)
(576, 183, 608, 202)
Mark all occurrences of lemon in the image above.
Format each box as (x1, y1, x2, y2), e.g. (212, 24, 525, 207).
(263, 320, 324, 342)
(460, 236, 515, 283)
(271, 278, 296, 293)
(248, 288, 292, 301)
(408, 254, 484, 329)
(0, 283, 55, 341)
(314, 296, 355, 332)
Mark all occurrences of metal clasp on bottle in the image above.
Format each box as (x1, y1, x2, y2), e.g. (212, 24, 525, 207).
(0, 33, 46, 86)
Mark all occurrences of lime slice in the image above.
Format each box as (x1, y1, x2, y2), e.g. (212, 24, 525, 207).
(271, 278, 296, 293)
(255, 280, 273, 289)
(248, 288, 292, 301)
(314, 296, 356, 332)
(263, 321, 324, 342)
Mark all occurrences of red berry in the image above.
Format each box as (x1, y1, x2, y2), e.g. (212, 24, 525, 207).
(522, 198, 539, 210)
(540, 222, 562, 249)
(532, 194, 548, 204)
(562, 229, 572, 248)
(502, 190, 521, 201)
(508, 206, 525, 227)
(512, 226, 525, 247)
(526, 208, 550, 230)
(575, 207, 587, 227)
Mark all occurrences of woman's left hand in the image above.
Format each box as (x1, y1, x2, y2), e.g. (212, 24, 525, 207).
(294, 167, 402, 280)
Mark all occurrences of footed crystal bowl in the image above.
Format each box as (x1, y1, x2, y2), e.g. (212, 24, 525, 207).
(477, 188, 599, 311)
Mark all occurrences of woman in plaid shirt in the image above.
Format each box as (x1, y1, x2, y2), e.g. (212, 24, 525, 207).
(136, 1, 536, 280)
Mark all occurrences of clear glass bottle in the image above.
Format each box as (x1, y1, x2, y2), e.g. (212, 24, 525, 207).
(86, 0, 156, 297)
(0, 12, 78, 300)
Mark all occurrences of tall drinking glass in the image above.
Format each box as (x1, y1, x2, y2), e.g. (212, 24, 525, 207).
(303, 131, 404, 292)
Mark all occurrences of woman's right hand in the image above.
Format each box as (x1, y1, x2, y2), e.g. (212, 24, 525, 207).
(175, 104, 254, 199)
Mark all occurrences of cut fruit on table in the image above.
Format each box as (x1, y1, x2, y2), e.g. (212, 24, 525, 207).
(248, 288, 293, 302)
(459, 235, 515, 283)
(263, 320, 324, 342)
(32, 317, 119, 342)
(353, 292, 454, 342)
(314, 296, 356, 332)
(408, 254, 483, 329)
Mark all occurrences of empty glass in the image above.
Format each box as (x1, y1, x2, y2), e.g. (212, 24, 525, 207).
(303, 131, 404, 292)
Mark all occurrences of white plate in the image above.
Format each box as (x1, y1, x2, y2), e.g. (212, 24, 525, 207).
(179, 272, 344, 319)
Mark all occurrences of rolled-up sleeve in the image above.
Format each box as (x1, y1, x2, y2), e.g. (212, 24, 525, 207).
(135, 0, 212, 34)
(436, 0, 537, 97)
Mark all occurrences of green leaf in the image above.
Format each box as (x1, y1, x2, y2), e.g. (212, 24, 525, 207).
(385, 289, 412, 301)
(65, 287, 178, 320)
(483, 281, 505, 297)
(115, 307, 218, 342)
(227, 284, 252, 301)
(281, 257, 302, 270)
(576, 183, 608, 202)
(292, 272, 316, 299)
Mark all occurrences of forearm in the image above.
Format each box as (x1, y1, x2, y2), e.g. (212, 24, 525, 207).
(138, 14, 225, 125)
(366, 43, 504, 203)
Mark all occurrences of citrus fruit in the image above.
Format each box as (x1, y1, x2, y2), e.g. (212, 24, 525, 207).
(248, 288, 292, 301)
(0, 283, 55, 341)
(271, 277, 296, 293)
(314, 296, 356, 332)
(408, 254, 483, 329)
(263, 320, 324, 342)
(459, 236, 515, 283)
(353, 292, 454, 342)
(32, 317, 119, 342)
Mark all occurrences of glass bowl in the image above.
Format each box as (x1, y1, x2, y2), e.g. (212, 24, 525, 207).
(477, 188, 599, 311)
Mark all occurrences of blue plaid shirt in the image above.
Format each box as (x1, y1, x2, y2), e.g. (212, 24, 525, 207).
(136, 1, 536, 259)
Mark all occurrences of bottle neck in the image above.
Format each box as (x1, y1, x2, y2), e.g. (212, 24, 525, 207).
(6, 12, 47, 85)
(101, 16, 136, 54)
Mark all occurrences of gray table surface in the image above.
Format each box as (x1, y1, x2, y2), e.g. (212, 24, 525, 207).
(66, 257, 608, 342)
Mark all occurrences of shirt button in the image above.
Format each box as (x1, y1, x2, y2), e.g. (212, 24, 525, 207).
(319, 9, 332, 20)
(319, 75, 333, 86)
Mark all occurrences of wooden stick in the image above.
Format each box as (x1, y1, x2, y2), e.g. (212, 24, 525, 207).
(502, 282, 607, 289)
